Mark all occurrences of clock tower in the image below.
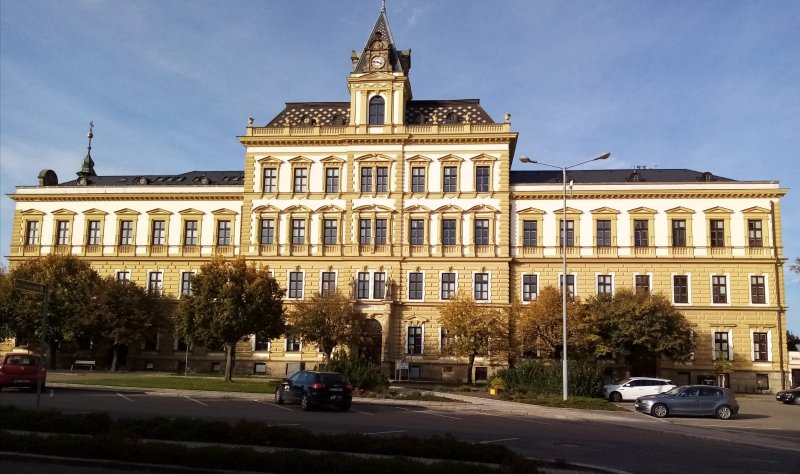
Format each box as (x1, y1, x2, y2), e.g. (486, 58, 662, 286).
(347, 5, 411, 127)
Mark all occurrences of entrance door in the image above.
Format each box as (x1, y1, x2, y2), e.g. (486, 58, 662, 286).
(360, 319, 383, 365)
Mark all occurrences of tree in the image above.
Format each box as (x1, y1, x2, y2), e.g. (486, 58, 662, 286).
(174, 257, 285, 382)
(789, 257, 800, 274)
(288, 290, 366, 365)
(517, 285, 582, 359)
(84, 276, 171, 371)
(0, 267, 14, 342)
(8, 255, 101, 368)
(438, 292, 505, 385)
(788, 330, 800, 352)
(579, 289, 695, 375)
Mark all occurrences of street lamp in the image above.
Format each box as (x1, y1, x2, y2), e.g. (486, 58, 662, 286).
(519, 152, 611, 401)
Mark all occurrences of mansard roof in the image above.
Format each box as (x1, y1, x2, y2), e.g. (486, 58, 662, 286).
(511, 168, 736, 185)
(265, 99, 495, 127)
(55, 170, 245, 187)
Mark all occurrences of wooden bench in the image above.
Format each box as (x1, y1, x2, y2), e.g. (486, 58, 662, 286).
(71, 360, 96, 371)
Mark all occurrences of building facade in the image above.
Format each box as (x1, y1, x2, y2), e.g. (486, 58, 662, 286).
(6, 9, 789, 391)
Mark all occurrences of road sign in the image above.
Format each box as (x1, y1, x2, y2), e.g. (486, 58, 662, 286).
(13, 278, 47, 295)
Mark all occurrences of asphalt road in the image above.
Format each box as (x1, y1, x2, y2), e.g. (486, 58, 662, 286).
(1, 386, 798, 474)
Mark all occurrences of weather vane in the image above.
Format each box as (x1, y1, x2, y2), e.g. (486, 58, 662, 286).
(87, 121, 94, 152)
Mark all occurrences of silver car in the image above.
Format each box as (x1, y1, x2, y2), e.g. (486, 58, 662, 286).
(635, 385, 739, 420)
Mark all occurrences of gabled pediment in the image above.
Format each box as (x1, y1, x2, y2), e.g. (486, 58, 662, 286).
(252, 205, 280, 214)
(404, 204, 432, 213)
(287, 156, 312, 164)
(628, 206, 657, 215)
(517, 207, 545, 216)
(82, 208, 108, 216)
(703, 206, 733, 215)
(146, 208, 173, 216)
(320, 156, 346, 164)
(19, 209, 45, 216)
(554, 207, 584, 215)
(467, 204, 499, 214)
(590, 207, 620, 215)
(52, 208, 77, 216)
(355, 154, 393, 162)
(115, 208, 140, 216)
(179, 208, 204, 215)
(257, 156, 282, 165)
(741, 206, 769, 214)
(434, 204, 464, 214)
(665, 206, 695, 215)
(470, 153, 498, 162)
(406, 154, 432, 163)
(211, 208, 238, 215)
(353, 204, 395, 213)
(437, 154, 464, 163)
(315, 205, 345, 213)
(284, 205, 312, 214)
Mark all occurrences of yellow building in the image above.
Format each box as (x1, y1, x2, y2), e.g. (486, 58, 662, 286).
(6, 9, 789, 391)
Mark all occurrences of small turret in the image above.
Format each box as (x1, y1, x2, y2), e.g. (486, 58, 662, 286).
(77, 121, 97, 178)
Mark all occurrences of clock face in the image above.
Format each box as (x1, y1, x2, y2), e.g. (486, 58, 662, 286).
(371, 56, 385, 69)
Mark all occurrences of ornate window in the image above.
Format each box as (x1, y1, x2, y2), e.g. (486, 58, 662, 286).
(408, 272, 424, 300)
(440, 272, 456, 300)
(633, 220, 649, 247)
(151, 220, 166, 246)
(712, 275, 728, 304)
(293, 167, 307, 193)
(750, 276, 766, 304)
(373, 272, 386, 299)
(325, 167, 339, 193)
(263, 167, 277, 193)
(474, 273, 489, 300)
(119, 220, 134, 246)
(672, 220, 687, 247)
(323, 219, 338, 245)
(748, 220, 763, 247)
(288, 271, 304, 299)
(710, 220, 725, 247)
(673, 275, 689, 304)
(597, 275, 613, 295)
(361, 167, 373, 192)
(635, 274, 650, 293)
(410, 219, 425, 245)
(321, 271, 336, 295)
(56, 220, 70, 245)
(407, 326, 422, 354)
(260, 219, 275, 244)
(359, 219, 372, 245)
(522, 274, 538, 302)
(475, 166, 490, 193)
(443, 166, 458, 193)
(596, 220, 611, 247)
(291, 219, 305, 245)
(411, 167, 426, 193)
(368, 96, 385, 125)
(25, 220, 40, 246)
(442, 219, 457, 246)
(216, 220, 232, 246)
(180, 272, 195, 296)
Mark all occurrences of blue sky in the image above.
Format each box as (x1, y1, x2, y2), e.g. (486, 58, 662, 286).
(1, 0, 798, 333)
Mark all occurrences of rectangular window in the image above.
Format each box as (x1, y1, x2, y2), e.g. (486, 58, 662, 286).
(474, 219, 489, 245)
(560, 274, 575, 297)
(373, 272, 386, 300)
(148, 271, 163, 295)
(116, 271, 130, 283)
(710, 219, 725, 247)
(151, 220, 165, 245)
(285, 337, 301, 352)
(361, 167, 373, 192)
(748, 220, 763, 247)
(560, 220, 574, 247)
(750, 276, 766, 304)
(86, 220, 100, 246)
(522, 274, 538, 302)
(635, 275, 650, 293)
(180, 272, 194, 296)
(409, 272, 424, 300)
(407, 326, 422, 354)
(260, 219, 275, 244)
(375, 219, 387, 244)
(596, 220, 611, 247)
(753, 332, 768, 361)
(325, 167, 339, 193)
(291, 219, 305, 245)
(523, 220, 537, 247)
(293, 168, 307, 193)
(441, 272, 456, 300)
(443, 166, 457, 193)
(323, 219, 338, 245)
(476, 166, 490, 192)
(25, 221, 39, 245)
(289, 272, 304, 299)
(357, 272, 370, 299)
(442, 219, 457, 245)
(321, 272, 336, 295)
(634, 219, 649, 247)
(262, 168, 277, 193)
(672, 219, 686, 247)
(410, 219, 425, 245)
(254, 337, 270, 352)
(673, 275, 689, 304)
(714, 332, 729, 360)
(359, 219, 372, 245)
(119, 220, 134, 245)
(56, 220, 70, 245)
(411, 167, 425, 193)
(217, 220, 231, 246)
(184, 220, 198, 246)
(376, 166, 388, 192)
(712, 275, 727, 304)
(597, 275, 613, 295)
(472, 272, 487, 300)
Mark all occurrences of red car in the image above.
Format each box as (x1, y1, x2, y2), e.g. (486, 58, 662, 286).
(0, 352, 47, 392)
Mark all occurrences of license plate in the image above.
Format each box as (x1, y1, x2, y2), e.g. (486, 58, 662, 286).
(329, 388, 343, 392)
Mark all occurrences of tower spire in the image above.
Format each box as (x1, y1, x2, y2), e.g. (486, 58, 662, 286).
(77, 121, 97, 178)
(381, 0, 386, 13)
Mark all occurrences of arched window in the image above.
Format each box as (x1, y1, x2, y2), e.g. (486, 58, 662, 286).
(369, 96, 385, 125)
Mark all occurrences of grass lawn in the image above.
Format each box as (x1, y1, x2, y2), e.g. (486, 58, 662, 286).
(507, 392, 623, 411)
(60, 375, 278, 394)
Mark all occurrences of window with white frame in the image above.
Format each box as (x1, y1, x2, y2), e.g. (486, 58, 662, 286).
(373, 272, 386, 300)
(443, 166, 457, 193)
(635, 275, 650, 294)
(56, 220, 70, 245)
(474, 273, 489, 301)
(357, 272, 370, 299)
(262, 167, 277, 193)
(597, 275, 613, 295)
(180, 272, 194, 296)
(559, 274, 575, 298)
(441, 272, 456, 300)
(260, 219, 275, 244)
(116, 271, 131, 283)
(293, 167, 307, 192)
(407, 326, 422, 354)
(148, 271, 163, 295)
(321, 272, 336, 295)
(752, 332, 768, 361)
(712, 275, 727, 304)
(86, 220, 101, 245)
(475, 166, 490, 192)
(291, 219, 305, 245)
(323, 219, 338, 245)
(375, 219, 387, 244)
(119, 220, 134, 245)
(522, 274, 538, 302)
(673, 275, 689, 304)
(359, 219, 371, 245)
(288, 272, 304, 299)
(325, 167, 339, 193)
(750, 276, 766, 304)
(151, 220, 166, 245)
(408, 272, 424, 300)
(713, 331, 730, 360)
(25, 221, 39, 245)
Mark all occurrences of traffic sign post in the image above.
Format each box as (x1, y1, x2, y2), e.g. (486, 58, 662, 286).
(12, 278, 49, 410)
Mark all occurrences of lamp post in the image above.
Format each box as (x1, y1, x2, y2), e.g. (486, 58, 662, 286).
(519, 152, 610, 401)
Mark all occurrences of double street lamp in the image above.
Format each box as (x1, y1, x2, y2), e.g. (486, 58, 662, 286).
(519, 152, 611, 401)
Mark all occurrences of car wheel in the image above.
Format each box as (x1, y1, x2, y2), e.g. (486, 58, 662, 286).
(652, 403, 669, 418)
(609, 392, 623, 403)
(300, 393, 311, 411)
(716, 405, 732, 420)
(275, 387, 284, 404)
(793, 396, 800, 406)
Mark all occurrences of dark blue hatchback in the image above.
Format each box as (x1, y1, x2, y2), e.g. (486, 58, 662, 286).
(275, 370, 353, 411)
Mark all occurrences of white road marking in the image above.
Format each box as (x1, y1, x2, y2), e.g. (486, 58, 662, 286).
(364, 430, 407, 435)
(470, 411, 550, 425)
(252, 399, 293, 411)
(398, 407, 461, 420)
(184, 396, 208, 406)
(350, 408, 374, 415)
(475, 437, 519, 444)
(116, 392, 134, 402)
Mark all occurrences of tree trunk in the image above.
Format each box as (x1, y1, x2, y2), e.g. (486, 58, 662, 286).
(323, 349, 332, 368)
(224, 343, 236, 382)
(47, 337, 58, 370)
(111, 345, 119, 372)
(467, 353, 476, 385)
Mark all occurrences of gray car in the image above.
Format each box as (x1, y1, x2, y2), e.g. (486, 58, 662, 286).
(634, 385, 739, 420)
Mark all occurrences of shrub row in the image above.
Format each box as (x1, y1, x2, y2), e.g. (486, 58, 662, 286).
(323, 352, 389, 392)
(493, 360, 604, 398)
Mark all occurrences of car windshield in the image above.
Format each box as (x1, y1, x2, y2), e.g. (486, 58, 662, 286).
(662, 387, 683, 395)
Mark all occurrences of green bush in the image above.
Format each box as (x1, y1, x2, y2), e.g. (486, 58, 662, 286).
(494, 359, 604, 398)
(323, 352, 389, 392)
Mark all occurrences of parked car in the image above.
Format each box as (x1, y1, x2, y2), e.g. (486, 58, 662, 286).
(0, 352, 47, 392)
(775, 386, 800, 405)
(635, 385, 738, 419)
(603, 377, 676, 402)
(275, 370, 353, 411)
